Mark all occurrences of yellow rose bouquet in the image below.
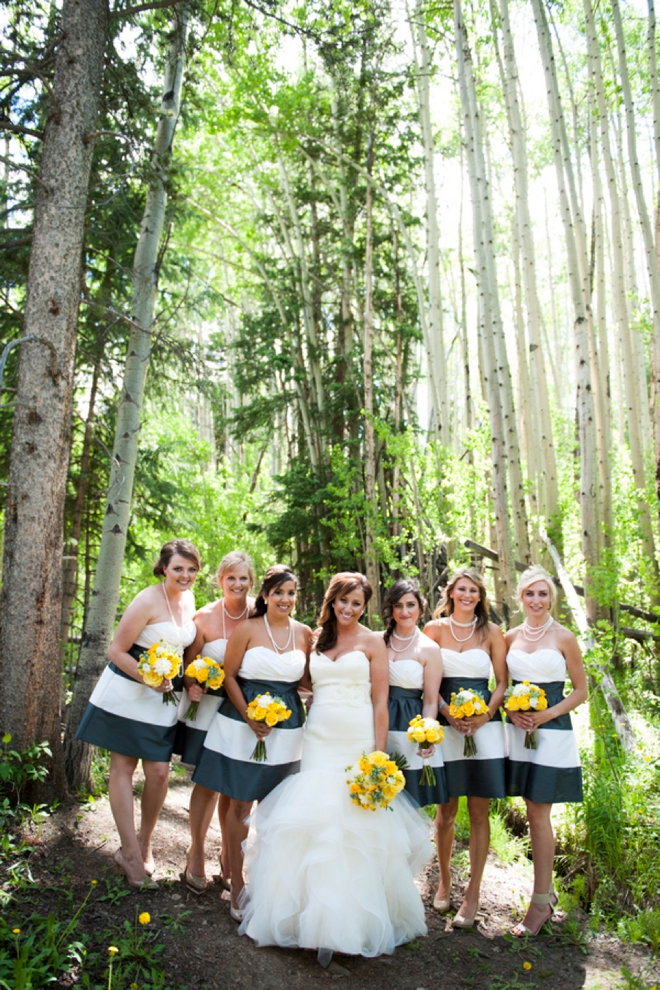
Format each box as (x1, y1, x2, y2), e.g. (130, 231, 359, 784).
(345, 751, 406, 811)
(504, 681, 548, 749)
(183, 656, 225, 721)
(137, 642, 182, 705)
(246, 692, 292, 761)
(407, 715, 444, 785)
(449, 687, 489, 757)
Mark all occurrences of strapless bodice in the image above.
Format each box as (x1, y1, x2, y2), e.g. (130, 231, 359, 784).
(135, 619, 197, 653)
(507, 648, 567, 683)
(201, 637, 227, 664)
(441, 647, 490, 678)
(310, 651, 372, 706)
(239, 646, 306, 682)
(389, 658, 423, 690)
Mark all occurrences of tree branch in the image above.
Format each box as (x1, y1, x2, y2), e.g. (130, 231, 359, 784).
(110, 0, 185, 19)
(0, 120, 43, 140)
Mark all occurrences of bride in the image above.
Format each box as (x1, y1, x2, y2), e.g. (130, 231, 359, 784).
(240, 572, 433, 959)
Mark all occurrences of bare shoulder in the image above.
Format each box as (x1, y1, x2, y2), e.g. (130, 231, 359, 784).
(294, 620, 313, 644)
(418, 631, 443, 661)
(361, 628, 387, 658)
(194, 599, 220, 619)
(422, 618, 443, 642)
(555, 623, 580, 651)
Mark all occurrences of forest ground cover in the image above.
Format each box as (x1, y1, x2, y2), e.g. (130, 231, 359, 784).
(2, 761, 657, 990)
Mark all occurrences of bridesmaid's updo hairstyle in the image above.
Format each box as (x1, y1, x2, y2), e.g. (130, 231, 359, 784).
(382, 579, 427, 647)
(153, 539, 201, 576)
(516, 565, 557, 609)
(315, 572, 373, 653)
(250, 564, 297, 618)
(433, 568, 490, 638)
(216, 550, 255, 590)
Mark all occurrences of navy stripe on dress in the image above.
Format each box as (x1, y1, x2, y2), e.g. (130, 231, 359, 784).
(439, 676, 507, 799)
(387, 686, 448, 807)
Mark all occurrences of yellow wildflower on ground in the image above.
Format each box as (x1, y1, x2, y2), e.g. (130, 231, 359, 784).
(139, 912, 151, 925)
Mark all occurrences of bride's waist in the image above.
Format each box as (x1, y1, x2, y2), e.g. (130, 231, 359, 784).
(312, 688, 372, 707)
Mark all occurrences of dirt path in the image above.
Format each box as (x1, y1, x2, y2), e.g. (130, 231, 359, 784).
(10, 764, 658, 990)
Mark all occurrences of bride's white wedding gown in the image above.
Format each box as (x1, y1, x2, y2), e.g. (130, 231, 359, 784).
(240, 650, 433, 957)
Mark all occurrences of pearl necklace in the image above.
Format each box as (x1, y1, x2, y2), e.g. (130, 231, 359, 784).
(390, 628, 419, 654)
(222, 599, 249, 640)
(162, 582, 183, 650)
(522, 615, 553, 642)
(264, 614, 294, 654)
(449, 614, 477, 643)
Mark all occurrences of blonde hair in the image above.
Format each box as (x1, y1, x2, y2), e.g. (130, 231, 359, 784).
(216, 551, 255, 590)
(515, 565, 557, 608)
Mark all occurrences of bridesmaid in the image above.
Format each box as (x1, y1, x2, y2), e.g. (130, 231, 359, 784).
(76, 539, 200, 888)
(423, 568, 507, 928)
(382, 579, 447, 808)
(177, 551, 256, 893)
(505, 565, 586, 936)
(193, 564, 312, 921)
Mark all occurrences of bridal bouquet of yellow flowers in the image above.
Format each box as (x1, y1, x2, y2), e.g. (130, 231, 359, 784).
(246, 693, 292, 761)
(345, 751, 406, 811)
(504, 681, 548, 749)
(407, 716, 444, 786)
(182, 656, 225, 720)
(449, 687, 489, 757)
(137, 642, 182, 705)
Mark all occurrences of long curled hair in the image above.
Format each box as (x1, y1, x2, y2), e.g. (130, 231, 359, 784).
(153, 539, 201, 576)
(433, 568, 490, 638)
(382, 579, 427, 646)
(314, 572, 373, 654)
(250, 564, 297, 618)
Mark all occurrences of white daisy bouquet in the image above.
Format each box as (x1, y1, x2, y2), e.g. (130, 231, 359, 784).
(407, 715, 444, 785)
(449, 687, 489, 756)
(504, 681, 548, 749)
(182, 655, 225, 720)
(246, 693, 292, 761)
(138, 642, 182, 705)
(345, 751, 405, 811)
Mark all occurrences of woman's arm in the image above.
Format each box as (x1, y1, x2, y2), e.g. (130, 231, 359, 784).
(369, 634, 390, 752)
(182, 622, 207, 702)
(421, 649, 442, 719)
(509, 628, 588, 731)
(223, 620, 271, 739)
(107, 589, 164, 686)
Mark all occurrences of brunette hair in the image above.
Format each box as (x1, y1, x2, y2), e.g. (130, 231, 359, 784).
(433, 567, 490, 638)
(216, 551, 255, 590)
(382, 579, 427, 646)
(250, 564, 297, 617)
(153, 539, 201, 576)
(314, 572, 373, 654)
(516, 565, 557, 609)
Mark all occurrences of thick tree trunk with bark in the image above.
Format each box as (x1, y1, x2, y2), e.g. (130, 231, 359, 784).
(0, 0, 108, 798)
(63, 8, 188, 790)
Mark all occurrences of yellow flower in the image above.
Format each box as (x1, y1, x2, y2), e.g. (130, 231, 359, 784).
(108, 946, 119, 955)
(139, 912, 151, 925)
(91, 879, 98, 885)
(359, 755, 372, 773)
(462, 701, 475, 717)
(370, 751, 387, 767)
(141, 670, 162, 687)
(523, 961, 532, 971)
(196, 666, 209, 682)
(265, 711, 278, 727)
(646, 756, 651, 762)
(12, 928, 20, 934)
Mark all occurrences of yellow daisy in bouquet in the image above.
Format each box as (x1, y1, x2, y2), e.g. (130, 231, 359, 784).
(137, 642, 181, 705)
(183, 655, 225, 721)
(345, 750, 406, 811)
(504, 681, 548, 749)
(407, 715, 444, 785)
(246, 692, 292, 761)
(449, 687, 489, 756)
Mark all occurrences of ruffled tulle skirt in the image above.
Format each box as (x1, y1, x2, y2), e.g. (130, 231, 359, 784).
(239, 766, 433, 957)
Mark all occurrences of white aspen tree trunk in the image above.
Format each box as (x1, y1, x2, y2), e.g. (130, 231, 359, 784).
(542, 191, 564, 410)
(611, 0, 660, 468)
(510, 216, 538, 504)
(64, 8, 189, 789)
(455, 0, 516, 611)
(0, 0, 108, 797)
(495, 0, 557, 522)
(647, 0, 660, 475)
(530, 0, 599, 620)
(363, 136, 380, 622)
(411, 0, 449, 445)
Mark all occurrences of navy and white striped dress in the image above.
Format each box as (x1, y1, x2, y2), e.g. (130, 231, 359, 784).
(75, 619, 196, 762)
(439, 647, 507, 799)
(173, 637, 227, 767)
(192, 646, 306, 802)
(387, 659, 448, 807)
(505, 648, 583, 803)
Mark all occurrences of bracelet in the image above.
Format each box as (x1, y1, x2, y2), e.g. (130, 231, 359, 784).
(487, 709, 493, 721)
(438, 699, 447, 712)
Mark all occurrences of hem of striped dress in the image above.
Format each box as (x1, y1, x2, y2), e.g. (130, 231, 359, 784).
(506, 761, 583, 803)
(444, 760, 507, 799)
(403, 767, 448, 807)
(172, 723, 207, 767)
(75, 703, 177, 762)
(193, 751, 301, 801)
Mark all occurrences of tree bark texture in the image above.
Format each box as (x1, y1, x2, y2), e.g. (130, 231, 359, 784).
(63, 7, 188, 791)
(0, 0, 108, 797)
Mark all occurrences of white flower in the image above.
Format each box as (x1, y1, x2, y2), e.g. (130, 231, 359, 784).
(153, 656, 173, 676)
